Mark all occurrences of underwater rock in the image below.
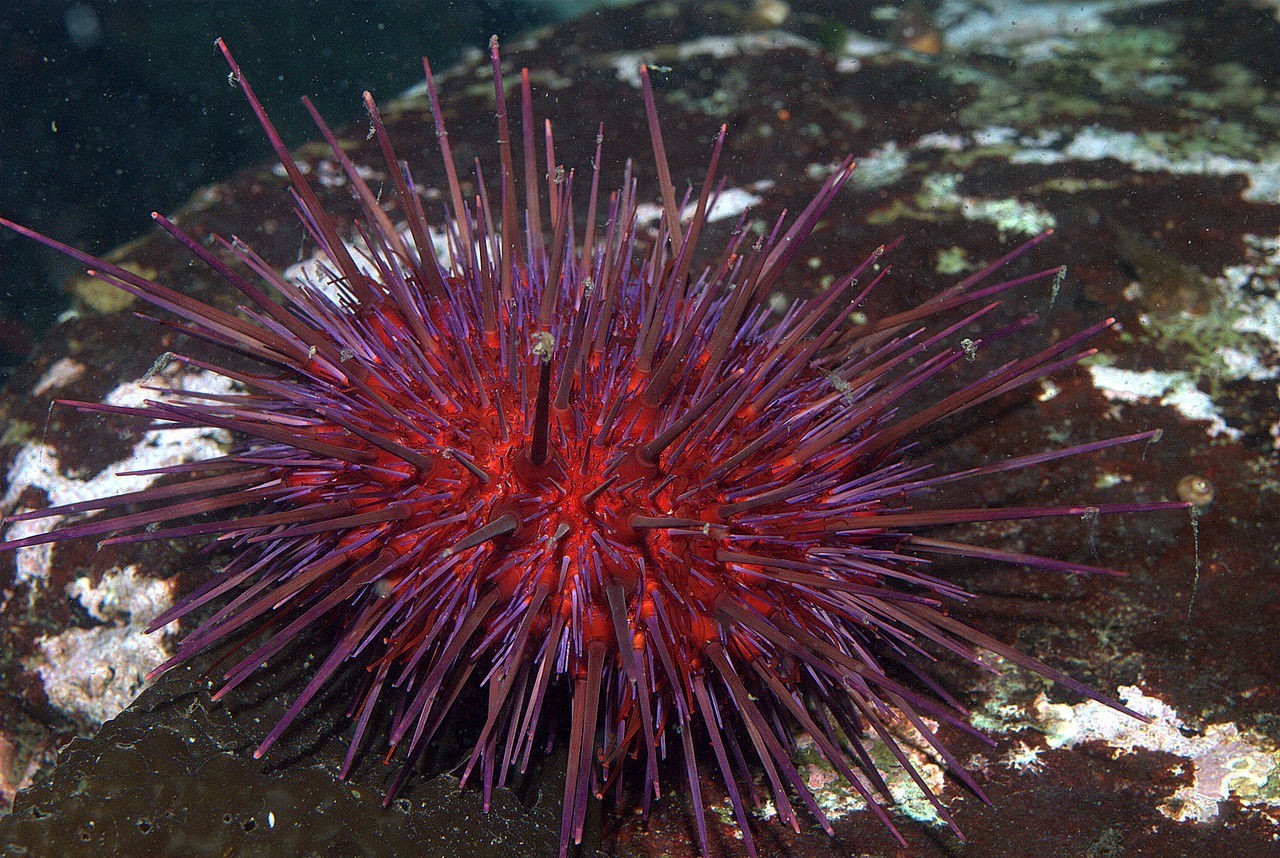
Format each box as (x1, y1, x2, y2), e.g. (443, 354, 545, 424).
(1, 1, 1278, 855)
(0, 659, 568, 857)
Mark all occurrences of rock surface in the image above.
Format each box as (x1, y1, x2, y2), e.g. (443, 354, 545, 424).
(1, 1, 1277, 855)
(0, 659, 566, 857)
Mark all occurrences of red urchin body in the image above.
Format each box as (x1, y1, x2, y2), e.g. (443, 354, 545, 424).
(0, 37, 1188, 857)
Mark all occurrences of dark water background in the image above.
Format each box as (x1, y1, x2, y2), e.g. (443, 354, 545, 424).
(0, 0, 567, 372)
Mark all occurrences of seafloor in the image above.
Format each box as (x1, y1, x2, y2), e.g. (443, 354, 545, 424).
(0, 1, 1277, 855)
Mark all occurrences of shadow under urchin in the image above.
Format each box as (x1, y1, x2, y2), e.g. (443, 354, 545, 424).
(0, 35, 1189, 858)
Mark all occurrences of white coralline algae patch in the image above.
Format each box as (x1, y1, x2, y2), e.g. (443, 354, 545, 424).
(30, 357, 86, 398)
(941, 0, 1182, 54)
(849, 142, 909, 190)
(284, 220, 453, 307)
(66, 563, 178, 634)
(1085, 234, 1279, 447)
(635, 180, 775, 231)
(916, 172, 1057, 237)
(915, 121, 1280, 205)
(2, 362, 237, 584)
(2, 363, 236, 724)
(1219, 236, 1280, 371)
(28, 565, 178, 725)
(1061, 128, 1280, 206)
(759, 717, 950, 829)
(610, 31, 817, 88)
(1035, 687, 1280, 825)
(1087, 365, 1242, 441)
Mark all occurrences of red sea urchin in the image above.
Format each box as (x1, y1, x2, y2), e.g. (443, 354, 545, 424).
(0, 37, 1188, 857)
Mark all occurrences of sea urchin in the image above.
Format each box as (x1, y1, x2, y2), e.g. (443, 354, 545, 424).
(1, 36, 1187, 857)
